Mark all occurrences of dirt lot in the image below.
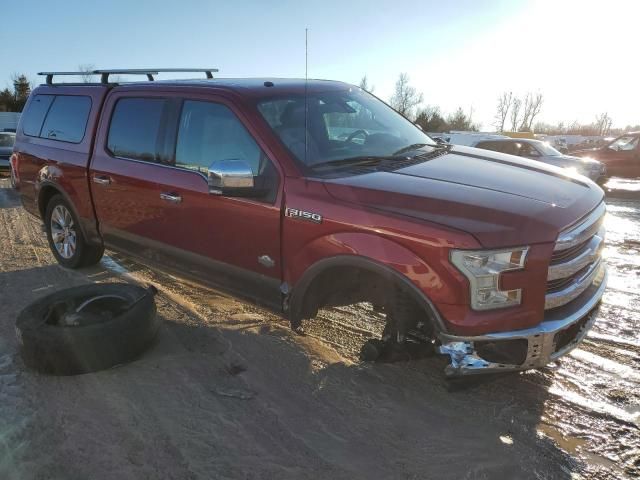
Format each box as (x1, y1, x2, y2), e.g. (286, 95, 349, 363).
(0, 177, 638, 480)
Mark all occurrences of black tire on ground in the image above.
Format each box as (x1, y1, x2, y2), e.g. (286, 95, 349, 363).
(16, 283, 161, 375)
(45, 194, 104, 269)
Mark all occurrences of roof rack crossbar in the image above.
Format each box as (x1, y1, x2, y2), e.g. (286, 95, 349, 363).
(37, 68, 219, 85)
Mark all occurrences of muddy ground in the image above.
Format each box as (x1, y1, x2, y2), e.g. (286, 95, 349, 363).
(0, 177, 638, 480)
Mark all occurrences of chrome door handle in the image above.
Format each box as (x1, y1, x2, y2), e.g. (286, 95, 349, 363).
(93, 175, 112, 186)
(160, 192, 182, 204)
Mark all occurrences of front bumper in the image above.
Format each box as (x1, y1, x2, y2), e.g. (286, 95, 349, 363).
(439, 262, 607, 377)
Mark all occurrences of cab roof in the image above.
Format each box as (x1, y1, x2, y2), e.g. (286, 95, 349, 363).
(37, 77, 356, 100)
(119, 78, 355, 98)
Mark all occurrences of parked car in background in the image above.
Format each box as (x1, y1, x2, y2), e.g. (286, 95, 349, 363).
(12, 69, 607, 377)
(572, 132, 640, 179)
(551, 137, 569, 154)
(0, 131, 15, 171)
(451, 135, 607, 184)
(0, 112, 21, 133)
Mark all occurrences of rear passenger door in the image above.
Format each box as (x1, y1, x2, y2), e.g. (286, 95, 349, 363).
(89, 94, 173, 248)
(90, 91, 283, 308)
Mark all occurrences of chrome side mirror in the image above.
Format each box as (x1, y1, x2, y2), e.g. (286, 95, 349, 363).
(208, 159, 254, 195)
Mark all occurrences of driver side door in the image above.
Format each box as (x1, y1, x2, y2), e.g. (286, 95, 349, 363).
(152, 97, 284, 307)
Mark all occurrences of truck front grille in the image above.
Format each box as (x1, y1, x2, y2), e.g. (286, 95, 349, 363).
(550, 239, 590, 264)
(545, 203, 606, 310)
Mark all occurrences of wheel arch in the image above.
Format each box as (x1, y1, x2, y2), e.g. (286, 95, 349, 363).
(37, 182, 99, 247)
(288, 255, 448, 334)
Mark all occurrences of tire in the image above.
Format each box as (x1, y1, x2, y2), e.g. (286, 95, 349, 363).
(16, 283, 160, 375)
(45, 194, 104, 268)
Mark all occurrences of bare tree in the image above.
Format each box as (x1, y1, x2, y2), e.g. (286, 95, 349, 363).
(78, 64, 95, 83)
(493, 91, 512, 132)
(509, 97, 521, 132)
(389, 73, 423, 120)
(359, 75, 374, 93)
(595, 112, 613, 136)
(519, 92, 543, 131)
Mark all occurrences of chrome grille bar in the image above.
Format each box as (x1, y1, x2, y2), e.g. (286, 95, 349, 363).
(546, 202, 606, 310)
(545, 259, 604, 310)
(548, 227, 605, 281)
(554, 202, 606, 252)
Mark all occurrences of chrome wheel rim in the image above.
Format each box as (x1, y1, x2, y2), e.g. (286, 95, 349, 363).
(50, 205, 77, 259)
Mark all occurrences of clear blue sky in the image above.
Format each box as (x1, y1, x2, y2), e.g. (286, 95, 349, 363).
(1, 0, 637, 129)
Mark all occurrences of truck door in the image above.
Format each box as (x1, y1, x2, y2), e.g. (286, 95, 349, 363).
(90, 90, 283, 308)
(602, 135, 640, 178)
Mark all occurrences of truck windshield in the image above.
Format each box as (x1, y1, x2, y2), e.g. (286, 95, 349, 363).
(257, 89, 435, 173)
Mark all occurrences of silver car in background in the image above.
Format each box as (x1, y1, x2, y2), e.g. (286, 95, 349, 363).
(447, 134, 607, 184)
(0, 132, 15, 170)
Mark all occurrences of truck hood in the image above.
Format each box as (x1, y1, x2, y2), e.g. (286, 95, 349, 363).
(323, 145, 605, 248)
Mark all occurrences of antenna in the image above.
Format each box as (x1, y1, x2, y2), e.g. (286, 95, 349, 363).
(305, 28, 308, 82)
(305, 28, 309, 166)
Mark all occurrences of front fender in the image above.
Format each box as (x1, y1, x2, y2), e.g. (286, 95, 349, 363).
(286, 231, 468, 304)
(288, 253, 448, 333)
(285, 232, 467, 332)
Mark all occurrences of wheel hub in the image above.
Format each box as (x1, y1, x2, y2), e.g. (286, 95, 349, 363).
(50, 205, 77, 259)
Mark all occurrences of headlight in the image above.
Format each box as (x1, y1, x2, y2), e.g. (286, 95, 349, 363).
(450, 247, 529, 311)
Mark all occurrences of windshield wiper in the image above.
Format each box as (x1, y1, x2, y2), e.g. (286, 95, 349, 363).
(310, 155, 404, 171)
(392, 143, 429, 155)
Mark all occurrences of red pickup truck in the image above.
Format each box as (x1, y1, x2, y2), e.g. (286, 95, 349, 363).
(11, 69, 607, 376)
(572, 131, 640, 179)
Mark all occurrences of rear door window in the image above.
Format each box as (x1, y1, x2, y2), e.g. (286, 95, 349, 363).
(475, 141, 498, 151)
(107, 98, 167, 163)
(22, 94, 55, 137)
(40, 96, 92, 143)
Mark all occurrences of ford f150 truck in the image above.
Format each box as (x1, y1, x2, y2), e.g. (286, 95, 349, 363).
(11, 68, 607, 376)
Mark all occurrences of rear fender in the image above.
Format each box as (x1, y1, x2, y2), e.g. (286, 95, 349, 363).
(36, 172, 103, 247)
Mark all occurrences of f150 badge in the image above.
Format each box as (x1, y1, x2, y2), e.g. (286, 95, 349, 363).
(285, 207, 323, 224)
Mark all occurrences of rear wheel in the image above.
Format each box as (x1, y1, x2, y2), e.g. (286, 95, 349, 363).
(45, 195, 104, 268)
